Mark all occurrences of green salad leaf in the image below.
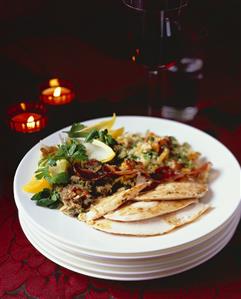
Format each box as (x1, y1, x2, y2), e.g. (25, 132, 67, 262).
(66, 122, 86, 138)
(35, 139, 88, 184)
(50, 172, 70, 184)
(66, 122, 117, 147)
(55, 139, 88, 163)
(31, 188, 61, 209)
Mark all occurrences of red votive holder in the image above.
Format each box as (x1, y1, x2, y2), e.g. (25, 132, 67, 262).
(40, 78, 75, 105)
(8, 102, 47, 133)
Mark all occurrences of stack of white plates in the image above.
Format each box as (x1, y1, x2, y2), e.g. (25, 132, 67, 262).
(14, 116, 241, 281)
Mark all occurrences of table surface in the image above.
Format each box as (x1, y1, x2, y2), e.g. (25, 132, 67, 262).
(0, 28, 240, 299)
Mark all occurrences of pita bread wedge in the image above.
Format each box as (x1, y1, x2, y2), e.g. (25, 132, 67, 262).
(135, 182, 208, 201)
(104, 198, 197, 222)
(79, 183, 147, 222)
(91, 202, 210, 236)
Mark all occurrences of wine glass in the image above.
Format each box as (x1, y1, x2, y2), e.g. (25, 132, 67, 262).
(122, 0, 202, 122)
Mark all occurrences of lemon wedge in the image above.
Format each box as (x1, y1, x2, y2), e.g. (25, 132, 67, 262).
(84, 139, 115, 163)
(22, 176, 52, 193)
(80, 113, 116, 134)
(109, 127, 124, 139)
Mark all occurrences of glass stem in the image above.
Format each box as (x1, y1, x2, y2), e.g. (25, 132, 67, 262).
(147, 69, 159, 116)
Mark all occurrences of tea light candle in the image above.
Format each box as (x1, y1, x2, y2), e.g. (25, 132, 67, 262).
(40, 78, 75, 105)
(8, 102, 47, 133)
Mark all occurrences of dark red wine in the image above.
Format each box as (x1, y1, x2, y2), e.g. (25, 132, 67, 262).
(127, 4, 183, 68)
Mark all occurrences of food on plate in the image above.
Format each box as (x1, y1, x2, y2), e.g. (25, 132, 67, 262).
(79, 183, 148, 222)
(135, 182, 208, 201)
(104, 198, 197, 222)
(23, 114, 212, 236)
(22, 176, 52, 193)
(92, 202, 210, 236)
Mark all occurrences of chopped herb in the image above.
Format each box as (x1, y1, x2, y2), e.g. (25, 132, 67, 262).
(55, 139, 88, 163)
(177, 154, 194, 168)
(35, 139, 88, 183)
(50, 172, 70, 184)
(48, 158, 57, 167)
(168, 137, 194, 168)
(143, 151, 157, 161)
(31, 188, 61, 209)
(130, 154, 138, 160)
(65, 122, 117, 146)
(85, 129, 99, 142)
(98, 129, 117, 146)
(170, 136, 179, 148)
(84, 128, 117, 147)
(66, 122, 86, 138)
(35, 164, 50, 180)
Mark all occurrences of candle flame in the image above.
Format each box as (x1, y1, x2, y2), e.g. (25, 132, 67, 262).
(20, 102, 26, 111)
(49, 78, 60, 87)
(131, 55, 136, 62)
(27, 115, 35, 129)
(53, 87, 61, 97)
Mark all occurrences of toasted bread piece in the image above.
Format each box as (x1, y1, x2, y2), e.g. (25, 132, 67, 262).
(135, 182, 208, 201)
(91, 202, 210, 236)
(104, 198, 197, 222)
(79, 183, 148, 222)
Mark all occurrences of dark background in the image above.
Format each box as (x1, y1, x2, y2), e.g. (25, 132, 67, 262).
(0, 0, 240, 191)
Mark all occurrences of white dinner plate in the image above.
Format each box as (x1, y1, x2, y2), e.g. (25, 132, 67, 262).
(14, 116, 241, 256)
(19, 208, 240, 273)
(19, 198, 241, 260)
(19, 202, 241, 268)
(19, 212, 239, 281)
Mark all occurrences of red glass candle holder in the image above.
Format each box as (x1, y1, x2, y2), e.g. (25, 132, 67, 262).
(8, 102, 47, 133)
(40, 78, 75, 105)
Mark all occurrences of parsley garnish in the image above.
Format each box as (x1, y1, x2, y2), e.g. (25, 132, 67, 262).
(143, 151, 157, 161)
(98, 129, 117, 146)
(50, 172, 70, 184)
(35, 139, 88, 184)
(35, 123, 117, 186)
(54, 139, 88, 163)
(84, 128, 117, 147)
(66, 123, 117, 147)
(85, 129, 99, 142)
(31, 188, 61, 209)
(66, 122, 86, 138)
